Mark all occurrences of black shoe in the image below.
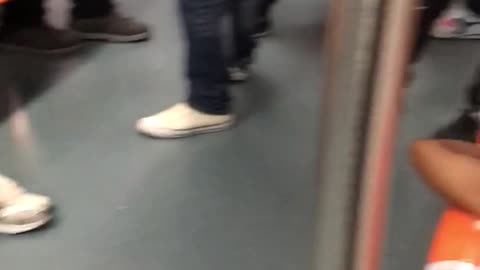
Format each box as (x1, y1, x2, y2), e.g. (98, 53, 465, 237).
(72, 13, 150, 42)
(0, 26, 84, 54)
(252, 18, 272, 39)
(433, 110, 478, 142)
(432, 66, 480, 142)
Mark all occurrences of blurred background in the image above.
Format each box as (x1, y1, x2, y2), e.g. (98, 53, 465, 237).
(1, 0, 479, 270)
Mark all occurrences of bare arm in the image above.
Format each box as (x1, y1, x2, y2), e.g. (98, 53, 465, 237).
(410, 139, 480, 216)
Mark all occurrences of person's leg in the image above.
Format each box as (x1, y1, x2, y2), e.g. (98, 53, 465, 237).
(229, 0, 256, 82)
(71, 0, 149, 42)
(253, 0, 277, 38)
(183, 0, 230, 114)
(257, 0, 276, 20)
(0, 0, 82, 53)
(136, 0, 233, 139)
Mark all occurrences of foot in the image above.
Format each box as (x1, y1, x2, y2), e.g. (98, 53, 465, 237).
(228, 59, 250, 83)
(431, 3, 480, 39)
(252, 18, 272, 39)
(0, 174, 52, 213)
(0, 26, 83, 54)
(0, 174, 52, 234)
(136, 103, 234, 138)
(72, 13, 150, 42)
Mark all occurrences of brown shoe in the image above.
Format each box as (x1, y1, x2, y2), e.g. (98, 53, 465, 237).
(73, 14, 150, 43)
(0, 26, 84, 54)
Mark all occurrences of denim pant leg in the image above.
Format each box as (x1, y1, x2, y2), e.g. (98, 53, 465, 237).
(257, 0, 277, 17)
(180, 0, 230, 115)
(231, 0, 256, 64)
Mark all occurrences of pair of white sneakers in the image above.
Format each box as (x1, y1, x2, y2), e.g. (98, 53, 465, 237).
(0, 174, 52, 234)
(0, 103, 230, 234)
(431, 1, 480, 39)
(0, 104, 230, 234)
(136, 103, 234, 138)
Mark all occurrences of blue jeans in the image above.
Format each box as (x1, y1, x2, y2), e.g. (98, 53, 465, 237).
(257, 0, 277, 18)
(180, 0, 256, 115)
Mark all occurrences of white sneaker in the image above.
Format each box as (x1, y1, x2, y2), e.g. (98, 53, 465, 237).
(0, 174, 52, 234)
(431, 3, 480, 39)
(136, 103, 234, 138)
(0, 203, 52, 234)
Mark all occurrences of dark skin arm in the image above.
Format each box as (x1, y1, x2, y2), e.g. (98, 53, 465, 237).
(410, 139, 480, 216)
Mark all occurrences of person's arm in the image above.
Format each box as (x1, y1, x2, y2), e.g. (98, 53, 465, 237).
(410, 139, 480, 216)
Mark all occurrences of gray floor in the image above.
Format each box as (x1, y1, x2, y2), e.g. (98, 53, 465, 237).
(0, 1, 324, 270)
(382, 40, 480, 270)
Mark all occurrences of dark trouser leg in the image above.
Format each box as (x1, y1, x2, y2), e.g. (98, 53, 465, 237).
(467, 0, 480, 15)
(181, 0, 230, 115)
(2, 0, 44, 31)
(411, 0, 451, 62)
(257, 0, 276, 18)
(72, 0, 114, 19)
(231, 0, 256, 64)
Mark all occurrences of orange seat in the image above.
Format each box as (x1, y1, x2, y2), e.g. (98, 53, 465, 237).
(426, 208, 480, 268)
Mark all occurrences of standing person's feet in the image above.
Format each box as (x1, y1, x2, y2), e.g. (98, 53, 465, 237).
(431, 3, 480, 39)
(0, 25, 83, 54)
(72, 13, 150, 42)
(0, 174, 52, 234)
(136, 103, 234, 138)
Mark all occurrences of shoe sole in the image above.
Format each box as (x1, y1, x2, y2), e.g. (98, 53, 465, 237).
(432, 33, 480, 39)
(0, 43, 85, 55)
(79, 32, 150, 43)
(252, 30, 271, 39)
(0, 214, 51, 235)
(229, 78, 249, 84)
(138, 120, 234, 139)
(229, 74, 249, 83)
(228, 67, 250, 83)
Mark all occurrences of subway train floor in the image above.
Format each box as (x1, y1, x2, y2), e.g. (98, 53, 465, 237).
(0, 0, 324, 269)
(383, 40, 480, 270)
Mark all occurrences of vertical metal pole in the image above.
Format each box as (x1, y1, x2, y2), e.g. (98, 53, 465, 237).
(314, 0, 383, 269)
(314, 0, 418, 270)
(352, 1, 419, 270)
